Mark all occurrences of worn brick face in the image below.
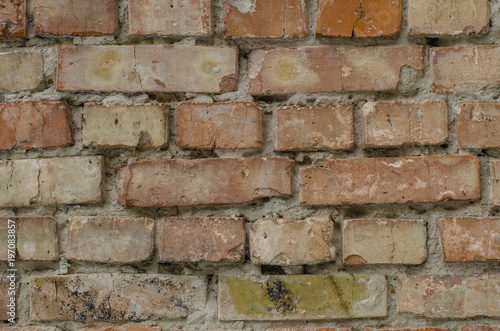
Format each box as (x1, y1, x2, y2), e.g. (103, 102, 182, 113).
(0, 51, 43, 92)
(456, 103, 500, 149)
(342, 219, 427, 265)
(0, 159, 40, 207)
(14, 217, 58, 261)
(274, 104, 354, 151)
(490, 161, 500, 207)
(177, 102, 263, 149)
(249, 46, 423, 94)
(300, 156, 481, 205)
(117, 158, 294, 207)
(362, 100, 448, 148)
(158, 217, 245, 263)
(0, 0, 26, 37)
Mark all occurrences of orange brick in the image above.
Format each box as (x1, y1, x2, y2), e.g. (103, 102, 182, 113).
(456, 103, 500, 148)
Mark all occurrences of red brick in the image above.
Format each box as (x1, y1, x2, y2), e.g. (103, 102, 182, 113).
(117, 158, 294, 207)
(274, 104, 354, 151)
(363, 100, 448, 148)
(300, 155, 481, 205)
(57, 45, 238, 93)
(491, 161, 500, 207)
(158, 217, 245, 263)
(316, 0, 401, 38)
(223, 0, 307, 39)
(431, 46, 500, 93)
(0, 102, 73, 150)
(456, 103, 500, 148)
(0, 51, 44, 92)
(34, 0, 118, 36)
(129, 0, 212, 36)
(249, 46, 423, 94)
(0, 0, 26, 37)
(177, 102, 263, 149)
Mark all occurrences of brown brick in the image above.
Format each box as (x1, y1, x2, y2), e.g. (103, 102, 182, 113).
(397, 274, 500, 318)
(34, 0, 118, 36)
(0, 0, 26, 37)
(316, 0, 401, 38)
(300, 155, 481, 206)
(223, 0, 307, 39)
(274, 104, 354, 151)
(491, 161, 500, 207)
(129, 0, 212, 36)
(79, 328, 160, 331)
(439, 217, 500, 262)
(248, 216, 335, 265)
(117, 158, 293, 207)
(83, 103, 168, 148)
(57, 45, 238, 93)
(0, 51, 43, 92)
(0, 102, 73, 150)
(408, 0, 489, 36)
(363, 100, 448, 148)
(0, 159, 40, 207)
(158, 217, 245, 263)
(16, 217, 58, 261)
(431, 46, 500, 93)
(249, 46, 423, 94)
(456, 103, 500, 148)
(460, 327, 500, 331)
(177, 102, 263, 149)
(342, 219, 427, 265)
(67, 217, 154, 263)
(30, 274, 207, 320)
(0, 275, 19, 321)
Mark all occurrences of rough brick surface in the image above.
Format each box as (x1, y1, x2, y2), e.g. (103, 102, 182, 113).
(491, 161, 500, 207)
(79, 328, 160, 331)
(219, 274, 387, 320)
(0, 102, 73, 150)
(129, 0, 213, 36)
(316, 0, 401, 38)
(67, 217, 154, 263)
(83, 103, 168, 148)
(0, 328, 61, 331)
(342, 219, 427, 265)
(439, 217, 500, 262)
(0, 275, 19, 321)
(248, 216, 335, 265)
(408, 0, 489, 36)
(274, 104, 354, 151)
(34, 0, 118, 36)
(117, 158, 294, 207)
(158, 217, 246, 263)
(30, 274, 207, 321)
(300, 156, 481, 205)
(57, 45, 238, 93)
(0, 51, 43, 92)
(249, 46, 423, 94)
(223, 0, 308, 39)
(456, 103, 500, 149)
(15, 217, 58, 261)
(0, 159, 40, 207)
(397, 274, 500, 318)
(177, 102, 263, 149)
(362, 100, 448, 148)
(0, 0, 26, 37)
(431, 47, 500, 93)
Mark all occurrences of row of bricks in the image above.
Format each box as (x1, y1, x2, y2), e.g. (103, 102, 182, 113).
(0, 0, 490, 39)
(0, 328, 497, 331)
(2, 45, 500, 94)
(1, 216, 499, 264)
(4, 273, 500, 320)
(3, 100, 500, 151)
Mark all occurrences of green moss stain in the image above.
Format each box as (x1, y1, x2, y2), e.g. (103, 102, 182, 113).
(93, 49, 122, 81)
(353, 274, 371, 303)
(225, 277, 273, 317)
(295, 275, 328, 314)
(274, 58, 299, 81)
(325, 275, 354, 317)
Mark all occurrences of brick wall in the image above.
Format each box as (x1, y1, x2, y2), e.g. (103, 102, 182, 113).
(0, 0, 500, 330)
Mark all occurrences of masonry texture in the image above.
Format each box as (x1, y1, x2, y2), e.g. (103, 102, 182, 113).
(1, 0, 500, 331)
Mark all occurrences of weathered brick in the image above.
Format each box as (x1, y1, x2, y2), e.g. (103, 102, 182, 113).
(0, 102, 73, 150)
(30, 274, 207, 321)
(219, 274, 387, 320)
(274, 104, 354, 151)
(269, 329, 350, 331)
(342, 219, 427, 265)
(177, 102, 263, 149)
(460, 327, 500, 331)
(117, 158, 293, 207)
(316, 0, 401, 38)
(0, 159, 40, 207)
(67, 217, 154, 263)
(300, 156, 481, 206)
(83, 103, 168, 148)
(249, 46, 423, 94)
(158, 217, 245, 263)
(79, 327, 160, 331)
(248, 216, 335, 265)
(456, 103, 500, 148)
(0, 275, 19, 321)
(439, 217, 500, 262)
(129, 0, 212, 36)
(15, 217, 58, 261)
(57, 45, 238, 93)
(34, 0, 118, 36)
(397, 274, 500, 318)
(491, 161, 500, 207)
(368, 329, 448, 331)
(0, 51, 43, 92)
(431, 46, 500, 93)
(362, 100, 448, 148)
(0, 0, 26, 37)
(223, 0, 307, 39)
(0, 328, 61, 331)
(408, 0, 489, 36)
